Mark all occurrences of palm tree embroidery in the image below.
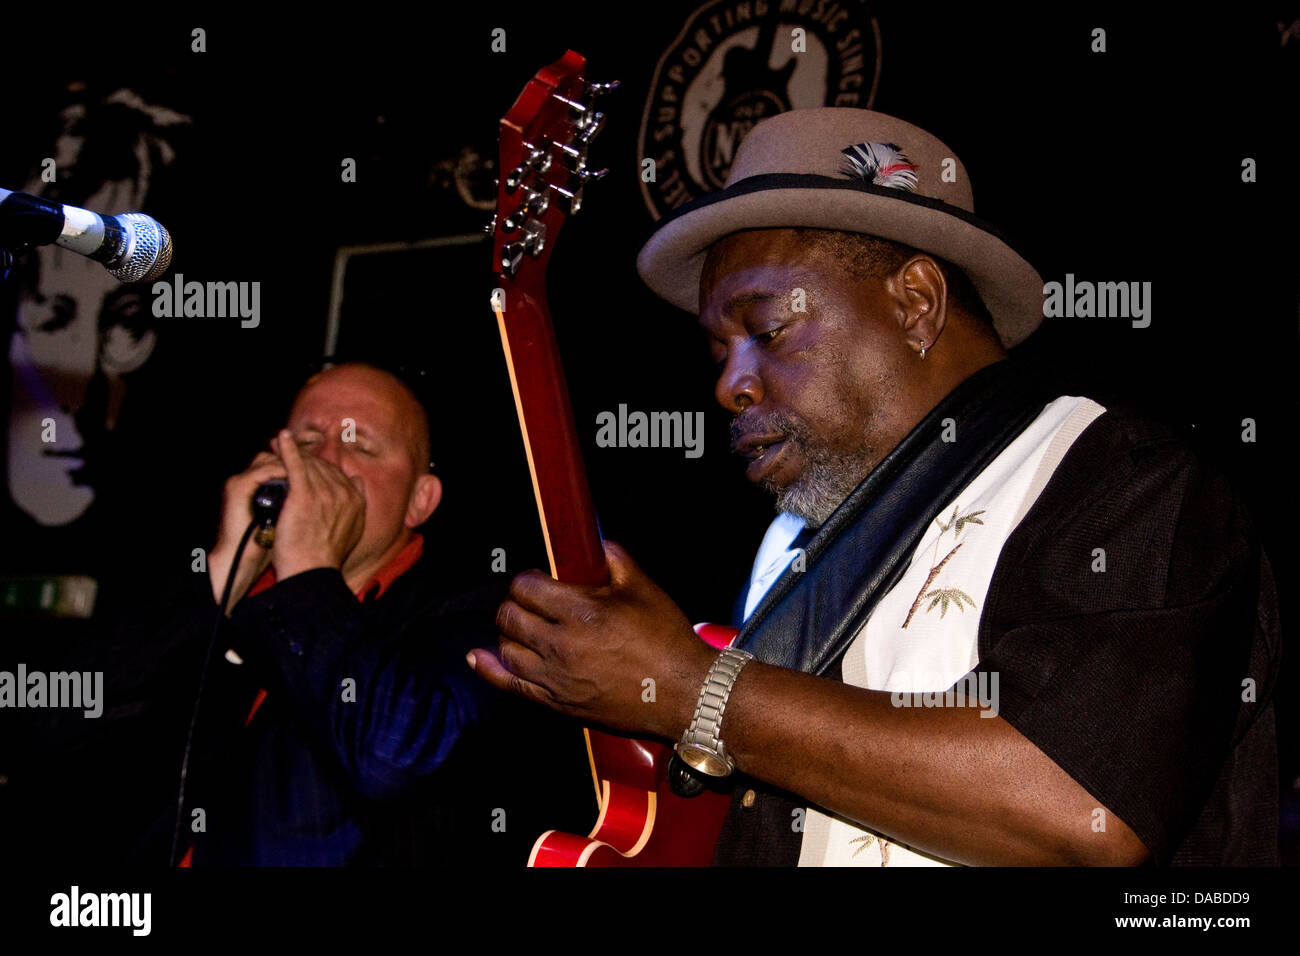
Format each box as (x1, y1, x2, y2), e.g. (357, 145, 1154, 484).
(849, 832, 892, 865)
(925, 587, 978, 618)
(902, 504, 986, 628)
(937, 504, 986, 537)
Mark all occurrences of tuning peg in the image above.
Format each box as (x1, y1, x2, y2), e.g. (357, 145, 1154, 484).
(500, 220, 547, 277)
(586, 79, 620, 97)
(523, 219, 545, 251)
(483, 212, 498, 235)
(576, 110, 605, 140)
(553, 93, 588, 115)
(502, 186, 549, 233)
(505, 144, 552, 193)
(501, 241, 525, 275)
(550, 181, 583, 216)
(548, 163, 610, 216)
(526, 185, 550, 214)
(553, 139, 588, 172)
(552, 95, 603, 132)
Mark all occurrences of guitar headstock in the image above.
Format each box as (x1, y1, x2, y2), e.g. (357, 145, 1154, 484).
(490, 50, 616, 290)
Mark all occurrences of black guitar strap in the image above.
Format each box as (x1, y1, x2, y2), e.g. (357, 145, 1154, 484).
(735, 357, 1054, 674)
(713, 358, 1055, 864)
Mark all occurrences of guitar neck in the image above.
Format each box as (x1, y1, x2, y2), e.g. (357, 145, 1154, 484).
(490, 49, 611, 588)
(494, 284, 607, 587)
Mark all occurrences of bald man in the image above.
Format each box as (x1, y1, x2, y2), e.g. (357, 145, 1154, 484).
(169, 362, 508, 866)
(207, 362, 441, 608)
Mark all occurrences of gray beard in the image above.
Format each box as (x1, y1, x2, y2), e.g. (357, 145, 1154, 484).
(734, 408, 873, 530)
(761, 439, 871, 530)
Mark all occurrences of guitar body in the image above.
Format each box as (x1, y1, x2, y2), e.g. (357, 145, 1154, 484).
(529, 624, 737, 867)
(490, 53, 736, 866)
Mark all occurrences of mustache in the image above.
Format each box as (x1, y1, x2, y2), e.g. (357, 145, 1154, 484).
(729, 408, 808, 446)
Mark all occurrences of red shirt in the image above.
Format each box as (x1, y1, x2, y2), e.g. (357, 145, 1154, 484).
(247, 532, 425, 603)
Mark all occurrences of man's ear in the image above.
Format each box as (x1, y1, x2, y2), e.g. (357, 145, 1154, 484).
(405, 474, 442, 528)
(891, 256, 946, 349)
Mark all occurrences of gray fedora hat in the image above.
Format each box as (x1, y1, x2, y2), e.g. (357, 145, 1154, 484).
(636, 108, 1043, 349)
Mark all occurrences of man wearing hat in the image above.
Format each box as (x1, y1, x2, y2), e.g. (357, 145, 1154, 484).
(469, 109, 1280, 866)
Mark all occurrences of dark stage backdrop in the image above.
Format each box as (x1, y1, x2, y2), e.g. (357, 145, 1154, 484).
(1, 4, 1297, 864)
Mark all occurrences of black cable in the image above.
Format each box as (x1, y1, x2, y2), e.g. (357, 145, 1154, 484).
(168, 519, 259, 867)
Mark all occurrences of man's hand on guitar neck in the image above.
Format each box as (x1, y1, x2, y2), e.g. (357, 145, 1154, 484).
(468, 540, 717, 741)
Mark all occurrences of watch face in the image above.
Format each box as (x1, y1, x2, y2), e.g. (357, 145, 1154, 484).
(676, 743, 731, 777)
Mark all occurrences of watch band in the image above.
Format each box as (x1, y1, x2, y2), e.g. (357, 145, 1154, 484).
(675, 647, 753, 777)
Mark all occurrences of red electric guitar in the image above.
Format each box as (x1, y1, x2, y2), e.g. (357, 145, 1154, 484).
(488, 51, 736, 866)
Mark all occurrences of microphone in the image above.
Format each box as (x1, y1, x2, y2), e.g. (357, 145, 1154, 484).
(251, 479, 289, 549)
(0, 187, 173, 283)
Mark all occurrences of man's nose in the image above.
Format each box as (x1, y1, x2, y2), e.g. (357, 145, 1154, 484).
(714, 345, 764, 413)
(313, 436, 344, 467)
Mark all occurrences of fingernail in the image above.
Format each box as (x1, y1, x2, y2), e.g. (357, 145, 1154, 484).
(465, 651, 477, 669)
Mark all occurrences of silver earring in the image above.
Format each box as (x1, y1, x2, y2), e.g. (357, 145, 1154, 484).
(919, 340, 927, 360)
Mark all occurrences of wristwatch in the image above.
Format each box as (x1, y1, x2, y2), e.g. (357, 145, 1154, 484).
(674, 647, 753, 777)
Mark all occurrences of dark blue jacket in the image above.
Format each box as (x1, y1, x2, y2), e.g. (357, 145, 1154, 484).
(181, 555, 505, 866)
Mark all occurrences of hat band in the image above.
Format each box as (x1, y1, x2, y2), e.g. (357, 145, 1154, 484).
(645, 172, 1024, 258)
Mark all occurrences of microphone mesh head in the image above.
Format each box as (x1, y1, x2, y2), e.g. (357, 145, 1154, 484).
(108, 213, 173, 283)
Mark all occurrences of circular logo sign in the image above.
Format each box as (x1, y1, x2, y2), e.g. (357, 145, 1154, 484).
(639, 0, 882, 219)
